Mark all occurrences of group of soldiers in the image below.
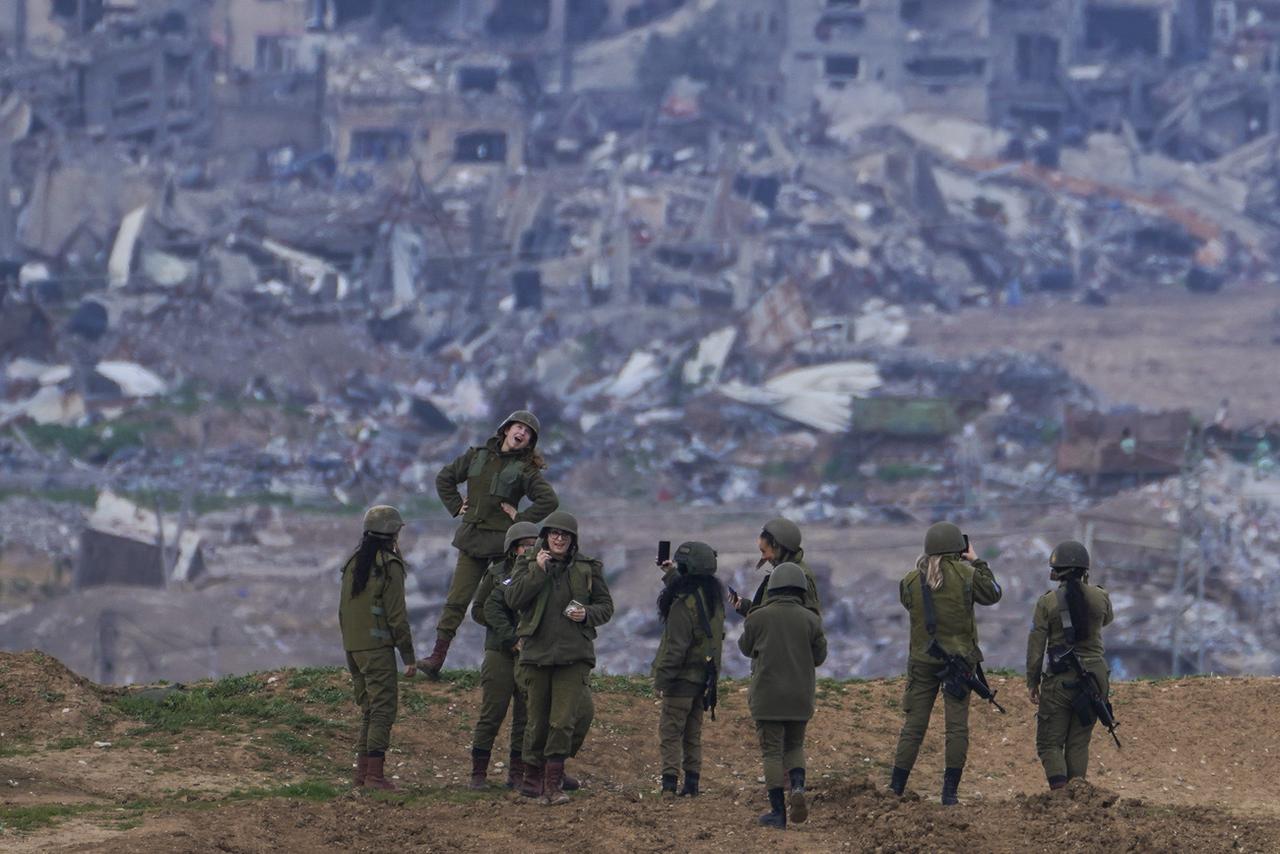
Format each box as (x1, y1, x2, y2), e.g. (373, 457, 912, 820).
(336, 410, 1117, 828)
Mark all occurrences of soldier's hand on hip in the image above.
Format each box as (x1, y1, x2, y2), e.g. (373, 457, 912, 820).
(536, 549, 551, 570)
(500, 502, 517, 520)
(458, 498, 469, 516)
(404, 664, 417, 679)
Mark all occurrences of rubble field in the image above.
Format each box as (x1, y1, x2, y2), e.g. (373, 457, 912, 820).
(1, 652, 1278, 852)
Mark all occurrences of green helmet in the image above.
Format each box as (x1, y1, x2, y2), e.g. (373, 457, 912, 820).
(363, 505, 404, 535)
(767, 562, 808, 592)
(1049, 540, 1090, 571)
(674, 541, 717, 576)
(504, 521, 541, 553)
(924, 522, 965, 556)
(499, 410, 540, 445)
(539, 510, 578, 540)
(761, 517, 802, 553)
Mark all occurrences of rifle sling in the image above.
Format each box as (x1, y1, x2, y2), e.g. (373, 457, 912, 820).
(921, 577, 938, 640)
(1055, 586, 1077, 646)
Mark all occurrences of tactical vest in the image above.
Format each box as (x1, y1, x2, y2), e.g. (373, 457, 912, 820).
(907, 558, 979, 661)
(462, 447, 529, 528)
(339, 551, 400, 652)
(515, 556, 595, 638)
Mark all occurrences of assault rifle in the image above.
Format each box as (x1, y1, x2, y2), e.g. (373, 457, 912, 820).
(1052, 647, 1121, 749)
(928, 640, 1007, 713)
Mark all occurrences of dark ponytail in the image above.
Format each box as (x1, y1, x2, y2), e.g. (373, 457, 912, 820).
(1063, 575, 1091, 639)
(350, 531, 396, 598)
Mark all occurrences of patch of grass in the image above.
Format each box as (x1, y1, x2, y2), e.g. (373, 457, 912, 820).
(0, 485, 98, 507)
(287, 667, 343, 689)
(0, 803, 88, 833)
(401, 688, 444, 714)
(816, 678, 848, 699)
(49, 736, 88, 751)
(438, 670, 480, 691)
(0, 739, 34, 757)
(113, 674, 333, 734)
(228, 780, 343, 802)
(874, 462, 939, 483)
(269, 731, 323, 756)
(590, 674, 654, 697)
(39, 690, 65, 703)
(985, 667, 1019, 678)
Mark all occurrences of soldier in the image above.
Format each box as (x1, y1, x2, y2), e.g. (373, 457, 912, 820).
(652, 541, 725, 800)
(1027, 540, 1115, 793)
(467, 520, 540, 790)
(888, 522, 1002, 805)
(339, 506, 416, 790)
(505, 510, 614, 805)
(421, 410, 559, 678)
(738, 563, 827, 830)
(730, 517, 821, 617)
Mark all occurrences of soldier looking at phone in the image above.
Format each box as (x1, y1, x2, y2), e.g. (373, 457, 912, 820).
(729, 517, 820, 618)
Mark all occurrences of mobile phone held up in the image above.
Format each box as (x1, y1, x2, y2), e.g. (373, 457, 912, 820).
(962, 534, 970, 553)
(657, 540, 671, 565)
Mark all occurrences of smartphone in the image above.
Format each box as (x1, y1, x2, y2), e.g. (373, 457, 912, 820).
(564, 599, 584, 617)
(727, 585, 738, 600)
(962, 534, 970, 553)
(657, 540, 671, 565)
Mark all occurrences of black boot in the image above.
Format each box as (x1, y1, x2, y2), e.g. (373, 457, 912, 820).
(468, 748, 490, 790)
(679, 771, 699, 797)
(941, 767, 962, 806)
(787, 768, 808, 824)
(660, 773, 678, 801)
(758, 787, 786, 829)
(889, 766, 910, 796)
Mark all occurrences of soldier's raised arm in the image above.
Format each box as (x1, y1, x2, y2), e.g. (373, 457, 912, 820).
(503, 551, 544, 612)
(970, 557, 1002, 606)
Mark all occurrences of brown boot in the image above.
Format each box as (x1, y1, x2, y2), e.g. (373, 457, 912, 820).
(507, 753, 526, 789)
(417, 636, 451, 680)
(542, 758, 570, 806)
(365, 754, 396, 790)
(518, 762, 543, 798)
(469, 749, 489, 791)
(561, 765, 581, 791)
(353, 753, 369, 787)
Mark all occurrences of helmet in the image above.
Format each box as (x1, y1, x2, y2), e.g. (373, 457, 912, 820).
(761, 517, 802, 553)
(499, 410, 541, 445)
(674, 541, 717, 576)
(1049, 540, 1090, 571)
(767, 562, 808, 592)
(504, 521, 541, 553)
(363, 505, 404, 535)
(924, 522, 965, 556)
(539, 510, 578, 539)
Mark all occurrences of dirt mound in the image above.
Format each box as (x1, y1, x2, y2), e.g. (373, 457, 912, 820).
(0, 650, 110, 740)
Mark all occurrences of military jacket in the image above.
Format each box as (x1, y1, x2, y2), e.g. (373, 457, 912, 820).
(338, 551, 415, 664)
(1026, 581, 1114, 689)
(652, 583, 725, 696)
(473, 554, 521, 652)
(737, 592, 828, 721)
(738, 549, 822, 616)
(436, 436, 558, 558)
(504, 547, 614, 668)
(900, 555, 1002, 665)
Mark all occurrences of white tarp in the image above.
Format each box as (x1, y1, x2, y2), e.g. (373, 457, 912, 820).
(683, 327, 736, 387)
(108, 205, 148, 289)
(390, 223, 425, 309)
(95, 361, 167, 397)
(0, 385, 85, 426)
(718, 361, 882, 433)
(141, 250, 195, 287)
(606, 351, 662, 399)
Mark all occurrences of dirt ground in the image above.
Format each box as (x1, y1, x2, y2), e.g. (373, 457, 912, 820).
(2, 651, 1278, 852)
(909, 281, 1280, 425)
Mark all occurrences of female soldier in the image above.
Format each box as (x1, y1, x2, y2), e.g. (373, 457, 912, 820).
(339, 505, 416, 790)
(421, 410, 559, 678)
(888, 522, 1002, 805)
(505, 510, 614, 805)
(467, 520, 540, 790)
(1026, 540, 1114, 792)
(730, 517, 821, 617)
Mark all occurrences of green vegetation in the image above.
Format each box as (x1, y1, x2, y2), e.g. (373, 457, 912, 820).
(49, 736, 88, 751)
(590, 673, 654, 697)
(113, 673, 333, 735)
(0, 803, 88, 833)
(874, 462, 940, 483)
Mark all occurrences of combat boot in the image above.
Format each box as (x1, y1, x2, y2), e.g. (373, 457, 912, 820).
(542, 759, 570, 806)
(469, 748, 490, 790)
(417, 637, 451, 680)
(661, 773, 678, 802)
(506, 753, 526, 789)
(888, 766, 910, 796)
(1048, 775, 1067, 797)
(788, 768, 808, 824)
(561, 762, 581, 791)
(679, 771, 699, 797)
(518, 762, 543, 798)
(941, 767, 962, 806)
(758, 787, 786, 829)
(364, 754, 396, 791)
(353, 753, 369, 788)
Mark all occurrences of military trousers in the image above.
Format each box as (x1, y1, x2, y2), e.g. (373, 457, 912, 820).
(347, 648, 398, 754)
(435, 550, 493, 640)
(571, 684, 593, 758)
(520, 661, 590, 765)
(893, 659, 970, 772)
(472, 647, 527, 756)
(1036, 664, 1110, 783)
(659, 693, 704, 778)
(755, 720, 806, 790)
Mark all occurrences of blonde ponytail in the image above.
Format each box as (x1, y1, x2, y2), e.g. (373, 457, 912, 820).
(925, 554, 944, 591)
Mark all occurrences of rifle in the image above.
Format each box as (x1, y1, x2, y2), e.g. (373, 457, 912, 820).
(928, 639, 1007, 713)
(691, 588, 720, 721)
(1052, 647, 1121, 749)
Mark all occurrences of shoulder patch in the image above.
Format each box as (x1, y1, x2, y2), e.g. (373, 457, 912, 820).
(502, 577, 514, 586)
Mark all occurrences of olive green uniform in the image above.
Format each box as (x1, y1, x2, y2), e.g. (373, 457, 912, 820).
(1027, 582, 1114, 784)
(471, 555, 528, 757)
(892, 556, 1002, 771)
(338, 552, 415, 754)
(505, 548, 613, 764)
(652, 580, 725, 780)
(737, 591, 827, 789)
(735, 550, 822, 617)
(434, 437, 559, 640)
